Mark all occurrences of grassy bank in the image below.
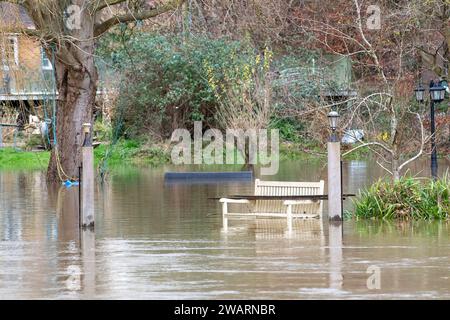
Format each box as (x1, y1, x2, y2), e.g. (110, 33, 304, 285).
(0, 139, 322, 171)
(0, 140, 170, 171)
(0, 148, 50, 170)
(0, 139, 383, 171)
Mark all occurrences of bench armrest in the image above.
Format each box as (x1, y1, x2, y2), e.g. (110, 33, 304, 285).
(284, 200, 318, 206)
(219, 198, 251, 204)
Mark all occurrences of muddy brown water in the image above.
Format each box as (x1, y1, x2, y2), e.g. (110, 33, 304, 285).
(0, 159, 449, 299)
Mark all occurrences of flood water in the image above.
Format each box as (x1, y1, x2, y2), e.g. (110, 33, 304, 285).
(0, 159, 449, 299)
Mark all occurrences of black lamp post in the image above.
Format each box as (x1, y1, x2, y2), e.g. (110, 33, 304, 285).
(415, 82, 446, 179)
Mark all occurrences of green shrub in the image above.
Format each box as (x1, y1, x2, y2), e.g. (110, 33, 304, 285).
(134, 145, 170, 166)
(95, 138, 170, 169)
(98, 33, 257, 138)
(24, 134, 45, 150)
(349, 173, 450, 220)
(270, 117, 305, 143)
(94, 120, 112, 142)
(94, 138, 141, 166)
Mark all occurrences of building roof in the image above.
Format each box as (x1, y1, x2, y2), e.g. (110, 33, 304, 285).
(0, 2, 35, 30)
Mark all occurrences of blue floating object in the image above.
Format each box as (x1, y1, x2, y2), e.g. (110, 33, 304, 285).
(63, 180, 79, 187)
(63, 180, 73, 187)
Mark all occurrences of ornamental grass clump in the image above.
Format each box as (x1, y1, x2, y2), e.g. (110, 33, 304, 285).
(351, 173, 449, 220)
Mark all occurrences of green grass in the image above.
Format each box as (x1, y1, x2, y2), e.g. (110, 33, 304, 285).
(0, 148, 50, 170)
(0, 138, 385, 172)
(96, 139, 170, 169)
(0, 139, 171, 172)
(279, 142, 325, 161)
(348, 173, 450, 220)
(341, 145, 372, 160)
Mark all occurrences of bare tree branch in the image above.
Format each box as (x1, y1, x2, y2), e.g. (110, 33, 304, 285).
(94, 0, 185, 37)
(342, 142, 393, 157)
(90, 0, 127, 13)
(398, 112, 425, 172)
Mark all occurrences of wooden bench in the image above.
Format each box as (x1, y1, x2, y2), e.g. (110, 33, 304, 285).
(220, 179, 325, 232)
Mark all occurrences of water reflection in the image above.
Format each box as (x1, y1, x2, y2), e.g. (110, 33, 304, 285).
(54, 186, 96, 298)
(0, 159, 449, 299)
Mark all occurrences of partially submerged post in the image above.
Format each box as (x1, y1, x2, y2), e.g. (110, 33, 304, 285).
(328, 220, 343, 289)
(81, 229, 96, 295)
(327, 111, 343, 221)
(81, 123, 95, 229)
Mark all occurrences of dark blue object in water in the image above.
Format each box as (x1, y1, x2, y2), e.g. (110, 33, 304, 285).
(164, 171, 253, 184)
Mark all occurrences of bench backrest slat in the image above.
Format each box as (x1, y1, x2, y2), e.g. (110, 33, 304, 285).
(254, 179, 324, 214)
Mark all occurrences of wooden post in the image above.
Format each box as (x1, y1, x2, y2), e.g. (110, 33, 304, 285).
(328, 221, 343, 290)
(81, 229, 96, 296)
(81, 123, 95, 229)
(327, 139, 342, 220)
(0, 125, 3, 148)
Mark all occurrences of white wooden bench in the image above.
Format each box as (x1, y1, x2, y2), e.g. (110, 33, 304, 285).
(220, 179, 324, 231)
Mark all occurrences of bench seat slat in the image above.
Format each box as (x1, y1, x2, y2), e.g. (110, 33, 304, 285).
(225, 213, 320, 218)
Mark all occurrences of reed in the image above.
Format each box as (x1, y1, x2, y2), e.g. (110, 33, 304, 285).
(350, 172, 450, 220)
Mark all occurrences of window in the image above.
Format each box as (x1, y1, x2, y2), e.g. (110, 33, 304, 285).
(1, 36, 19, 70)
(41, 47, 52, 70)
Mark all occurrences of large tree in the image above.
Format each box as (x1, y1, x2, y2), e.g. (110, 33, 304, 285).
(1, 0, 184, 182)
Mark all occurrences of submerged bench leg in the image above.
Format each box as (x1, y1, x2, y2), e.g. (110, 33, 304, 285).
(222, 202, 228, 232)
(286, 204, 293, 232)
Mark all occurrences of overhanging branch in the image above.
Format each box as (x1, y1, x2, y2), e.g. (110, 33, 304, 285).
(342, 141, 393, 157)
(1, 26, 40, 37)
(94, 0, 185, 37)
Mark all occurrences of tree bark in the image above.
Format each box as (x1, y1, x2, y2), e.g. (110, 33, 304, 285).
(47, 60, 98, 182)
(392, 164, 400, 182)
(46, 9, 98, 182)
(392, 143, 400, 182)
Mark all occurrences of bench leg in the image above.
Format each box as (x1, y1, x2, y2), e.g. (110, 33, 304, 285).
(286, 204, 293, 232)
(222, 202, 228, 232)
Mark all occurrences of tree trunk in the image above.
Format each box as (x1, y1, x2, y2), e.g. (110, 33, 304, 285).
(392, 148, 400, 182)
(47, 61, 98, 182)
(392, 167, 400, 181)
(46, 9, 98, 182)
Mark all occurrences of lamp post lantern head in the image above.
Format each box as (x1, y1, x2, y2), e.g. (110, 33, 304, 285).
(430, 85, 446, 103)
(328, 111, 340, 132)
(414, 85, 425, 103)
(328, 111, 340, 143)
(82, 123, 91, 134)
(82, 123, 92, 147)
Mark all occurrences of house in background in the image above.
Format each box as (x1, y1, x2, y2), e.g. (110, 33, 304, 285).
(0, 2, 54, 102)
